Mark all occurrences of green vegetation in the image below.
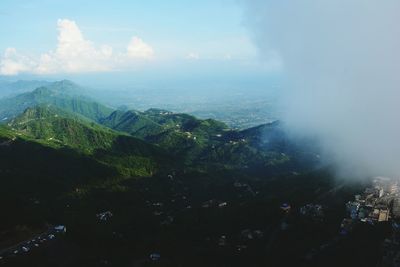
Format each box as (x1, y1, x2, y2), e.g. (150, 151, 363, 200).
(8, 105, 169, 179)
(0, 80, 336, 267)
(100, 108, 307, 171)
(0, 81, 314, 200)
(0, 80, 113, 122)
(11, 105, 118, 152)
(0, 80, 300, 174)
(100, 109, 165, 139)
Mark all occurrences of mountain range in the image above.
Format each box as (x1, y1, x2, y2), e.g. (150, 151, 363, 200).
(0, 80, 327, 267)
(0, 80, 309, 175)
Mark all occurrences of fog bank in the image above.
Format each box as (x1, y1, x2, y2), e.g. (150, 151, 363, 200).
(241, 1, 400, 178)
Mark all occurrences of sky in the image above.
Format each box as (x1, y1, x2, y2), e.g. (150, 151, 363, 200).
(0, 0, 281, 86)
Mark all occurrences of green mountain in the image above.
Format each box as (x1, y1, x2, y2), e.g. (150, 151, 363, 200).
(10, 105, 115, 152)
(0, 79, 312, 173)
(8, 105, 169, 178)
(99, 108, 303, 170)
(0, 80, 113, 122)
(100, 108, 231, 165)
(102, 108, 229, 138)
(100, 109, 165, 139)
(0, 125, 117, 199)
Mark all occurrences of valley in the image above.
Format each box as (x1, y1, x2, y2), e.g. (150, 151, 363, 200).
(0, 80, 397, 267)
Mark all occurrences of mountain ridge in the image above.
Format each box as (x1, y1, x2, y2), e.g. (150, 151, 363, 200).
(0, 80, 113, 122)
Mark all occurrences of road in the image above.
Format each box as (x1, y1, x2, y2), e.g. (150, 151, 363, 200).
(0, 225, 65, 262)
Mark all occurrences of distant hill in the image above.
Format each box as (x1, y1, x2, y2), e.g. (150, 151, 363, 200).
(0, 80, 113, 122)
(0, 80, 51, 99)
(100, 109, 165, 139)
(100, 108, 228, 164)
(99, 108, 304, 170)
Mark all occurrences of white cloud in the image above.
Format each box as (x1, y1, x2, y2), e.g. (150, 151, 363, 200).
(242, 0, 400, 178)
(0, 48, 36, 75)
(0, 19, 155, 75)
(186, 52, 200, 60)
(36, 19, 115, 74)
(126, 37, 154, 59)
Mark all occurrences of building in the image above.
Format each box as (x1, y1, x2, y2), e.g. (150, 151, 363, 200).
(54, 225, 66, 233)
(378, 209, 389, 222)
(280, 203, 291, 212)
(392, 198, 400, 219)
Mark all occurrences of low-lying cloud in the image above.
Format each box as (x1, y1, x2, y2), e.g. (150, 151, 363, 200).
(0, 19, 154, 75)
(241, 0, 400, 178)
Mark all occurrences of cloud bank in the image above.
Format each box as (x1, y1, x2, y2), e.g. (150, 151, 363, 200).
(0, 48, 36, 75)
(241, 0, 400, 178)
(0, 19, 154, 75)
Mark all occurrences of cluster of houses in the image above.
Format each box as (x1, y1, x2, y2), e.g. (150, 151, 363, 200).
(336, 176, 400, 266)
(341, 177, 399, 235)
(372, 178, 400, 267)
(184, 131, 197, 140)
(157, 111, 173, 116)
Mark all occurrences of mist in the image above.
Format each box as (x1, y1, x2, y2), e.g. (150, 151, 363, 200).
(241, 1, 400, 178)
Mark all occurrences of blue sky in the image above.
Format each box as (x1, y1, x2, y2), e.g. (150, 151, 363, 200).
(0, 0, 281, 86)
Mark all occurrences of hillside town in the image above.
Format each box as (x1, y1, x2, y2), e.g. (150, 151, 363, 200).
(340, 177, 400, 266)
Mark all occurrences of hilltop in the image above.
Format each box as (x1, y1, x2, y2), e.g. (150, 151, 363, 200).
(0, 80, 113, 122)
